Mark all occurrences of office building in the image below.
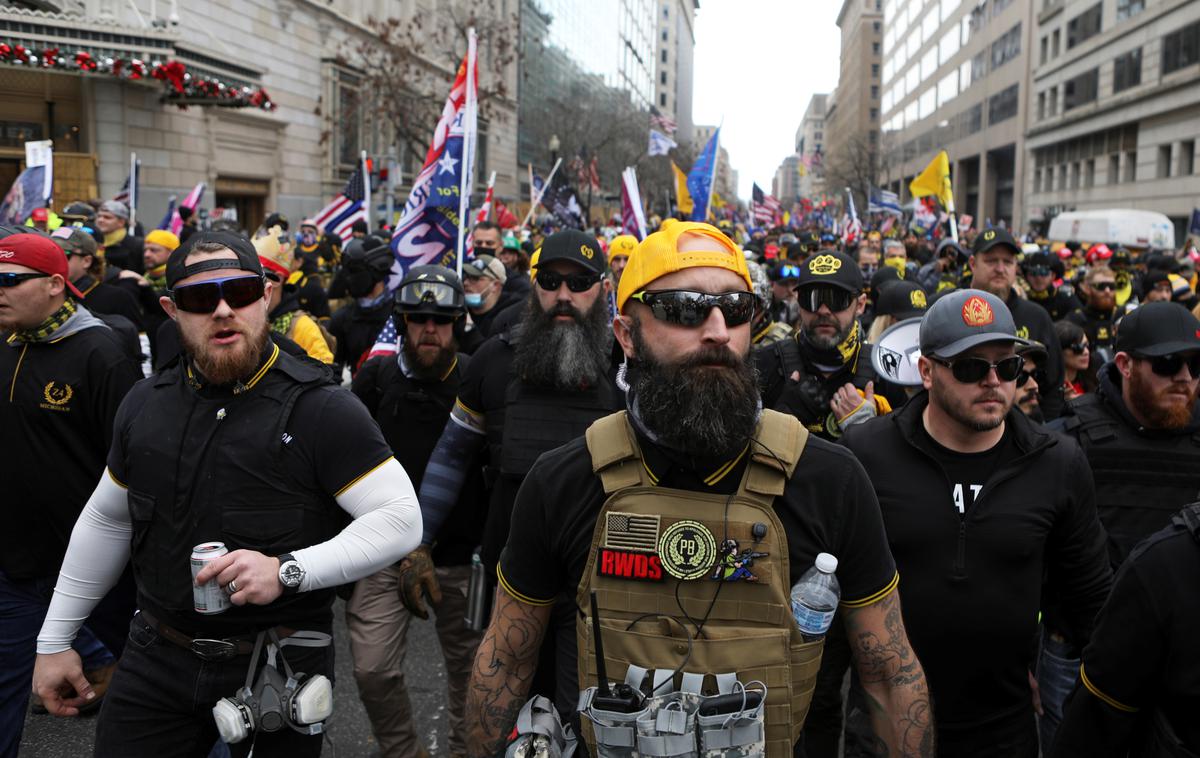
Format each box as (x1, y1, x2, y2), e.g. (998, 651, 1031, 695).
(655, 0, 698, 144)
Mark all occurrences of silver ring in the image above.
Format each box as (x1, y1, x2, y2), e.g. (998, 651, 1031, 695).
(227, 579, 239, 594)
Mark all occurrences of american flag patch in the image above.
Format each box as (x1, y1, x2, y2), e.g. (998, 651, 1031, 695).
(604, 513, 660, 553)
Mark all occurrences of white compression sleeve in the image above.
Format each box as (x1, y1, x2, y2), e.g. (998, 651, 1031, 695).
(292, 456, 422, 591)
(37, 471, 132, 654)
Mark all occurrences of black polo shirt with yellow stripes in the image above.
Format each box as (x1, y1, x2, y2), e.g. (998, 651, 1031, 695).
(498, 422, 899, 614)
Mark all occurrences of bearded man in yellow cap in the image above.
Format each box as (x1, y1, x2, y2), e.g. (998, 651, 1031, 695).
(463, 221, 933, 758)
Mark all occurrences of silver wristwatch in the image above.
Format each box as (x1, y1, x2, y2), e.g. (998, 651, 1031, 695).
(277, 553, 305, 594)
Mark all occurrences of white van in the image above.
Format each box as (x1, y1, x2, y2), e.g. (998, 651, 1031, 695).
(1048, 209, 1175, 250)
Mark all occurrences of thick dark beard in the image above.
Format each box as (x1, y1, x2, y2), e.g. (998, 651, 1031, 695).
(929, 378, 1009, 432)
(1128, 369, 1197, 430)
(803, 315, 854, 352)
(629, 318, 760, 458)
(182, 321, 271, 386)
(402, 334, 458, 381)
(511, 291, 612, 390)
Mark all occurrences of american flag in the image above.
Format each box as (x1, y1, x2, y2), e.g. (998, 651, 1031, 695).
(112, 159, 139, 207)
(362, 313, 400, 363)
(603, 513, 660, 553)
(650, 106, 677, 134)
(312, 160, 368, 241)
(751, 183, 781, 226)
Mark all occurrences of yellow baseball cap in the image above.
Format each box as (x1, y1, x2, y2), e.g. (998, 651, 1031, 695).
(616, 220, 752, 312)
(608, 234, 638, 261)
(144, 229, 180, 251)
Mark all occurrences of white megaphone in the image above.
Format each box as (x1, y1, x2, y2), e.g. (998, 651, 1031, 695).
(871, 317, 925, 387)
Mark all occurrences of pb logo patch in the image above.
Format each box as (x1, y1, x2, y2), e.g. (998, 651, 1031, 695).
(808, 254, 842, 275)
(961, 295, 995, 327)
(658, 520, 717, 581)
(41, 381, 73, 411)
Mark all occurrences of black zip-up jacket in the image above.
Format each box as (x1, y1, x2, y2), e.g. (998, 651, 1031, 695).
(842, 393, 1111, 739)
(1006, 290, 1065, 419)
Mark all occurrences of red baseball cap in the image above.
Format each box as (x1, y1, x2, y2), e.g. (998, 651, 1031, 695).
(0, 233, 84, 297)
(31, 207, 48, 222)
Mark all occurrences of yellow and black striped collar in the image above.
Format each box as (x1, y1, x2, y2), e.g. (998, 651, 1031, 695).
(185, 341, 280, 394)
(641, 443, 750, 489)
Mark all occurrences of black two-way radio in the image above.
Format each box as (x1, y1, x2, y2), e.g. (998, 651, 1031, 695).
(590, 591, 644, 713)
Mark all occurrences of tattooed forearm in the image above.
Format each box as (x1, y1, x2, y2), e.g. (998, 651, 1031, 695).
(845, 589, 935, 757)
(464, 588, 552, 757)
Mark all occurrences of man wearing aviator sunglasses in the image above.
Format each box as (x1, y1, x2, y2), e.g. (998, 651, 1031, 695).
(1066, 266, 1126, 374)
(462, 221, 932, 757)
(841, 288, 1111, 757)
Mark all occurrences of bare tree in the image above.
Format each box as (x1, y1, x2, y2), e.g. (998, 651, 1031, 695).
(822, 132, 878, 215)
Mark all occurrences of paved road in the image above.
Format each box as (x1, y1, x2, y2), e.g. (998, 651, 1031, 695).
(20, 600, 454, 757)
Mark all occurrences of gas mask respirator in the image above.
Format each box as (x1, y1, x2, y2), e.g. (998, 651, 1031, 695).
(212, 630, 333, 744)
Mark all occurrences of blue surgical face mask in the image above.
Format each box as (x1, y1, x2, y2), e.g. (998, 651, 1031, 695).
(464, 292, 484, 308)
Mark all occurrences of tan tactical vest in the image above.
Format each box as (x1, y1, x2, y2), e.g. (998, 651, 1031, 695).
(577, 410, 823, 756)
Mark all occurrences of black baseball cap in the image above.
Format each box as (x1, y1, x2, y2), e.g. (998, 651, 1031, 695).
(972, 228, 1021, 257)
(768, 260, 803, 282)
(166, 231, 263, 288)
(919, 288, 1029, 358)
(1023, 251, 1054, 271)
(533, 229, 607, 275)
(876, 280, 929, 320)
(1116, 302, 1200, 357)
(795, 251, 863, 293)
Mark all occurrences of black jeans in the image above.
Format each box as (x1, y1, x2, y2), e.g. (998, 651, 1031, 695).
(94, 613, 334, 758)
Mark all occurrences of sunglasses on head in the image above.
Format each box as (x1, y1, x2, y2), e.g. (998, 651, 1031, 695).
(629, 289, 757, 328)
(169, 275, 265, 314)
(776, 264, 801, 280)
(535, 269, 601, 292)
(1067, 342, 1089, 354)
(797, 286, 857, 313)
(930, 354, 1025, 383)
(1091, 282, 1117, 292)
(1138, 353, 1200, 379)
(0, 272, 50, 287)
(404, 312, 457, 325)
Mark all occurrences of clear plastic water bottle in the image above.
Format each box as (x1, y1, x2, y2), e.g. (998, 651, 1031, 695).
(791, 553, 841, 642)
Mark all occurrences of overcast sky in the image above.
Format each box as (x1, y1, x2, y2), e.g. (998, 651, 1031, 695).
(692, 1, 842, 200)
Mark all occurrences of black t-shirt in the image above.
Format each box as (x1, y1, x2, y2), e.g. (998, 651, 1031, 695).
(918, 424, 1017, 515)
(498, 427, 899, 611)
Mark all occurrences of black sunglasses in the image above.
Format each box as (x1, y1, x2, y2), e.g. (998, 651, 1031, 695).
(1016, 368, 1046, 388)
(0, 272, 50, 287)
(930, 354, 1025, 383)
(404, 312, 457, 325)
(629, 289, 757, 328)
(169, 275, 265, 314)
(535, 269, 601, 293)
(797, 286, 857, 313)
(1091, 282, 1117, 292)
(1026, 266, 1052, 277)
(1139, 353, 1200, 379)
(1067, 342, 1089, 354)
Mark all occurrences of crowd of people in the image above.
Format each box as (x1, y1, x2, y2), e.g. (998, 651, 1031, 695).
(3, 191, 1200, 758)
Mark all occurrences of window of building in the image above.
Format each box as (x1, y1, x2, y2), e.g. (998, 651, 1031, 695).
(874, 21, 882, 32)
(662, 30, 668, 41)
(333, 67, 362, 168)
(873, 42, 880, 54)
(940, 27, 961, 63)
(1063, 68, 1099, 110)
(872, 85, 880, 98)
(1037, 91, 1046, 120)
(918, 87, 936, 119)
(922, 7, 939, 42)
(1158, 145, 1173, 178)
(1084, 158, 1095, 187)
(663, 4, 669, 18)
(906, 64, 920, 92)
(988, 83, 1019, 124)
(1052, 29, 1061, 57)
(1109, 153, 1121, 184)
(1125, 150, 1137, 182)
(993, 0, 1013, 13)
(1034, 167, 1043, 192)
(991, 23, 1022, 69)
(937, 70, 959, 106)
(1070, 162, 1080, 190)
(1067, 4, 1102, 49)
(971, 51, 987, 82)
(1116, 0, 1144, 21)
(661, 49, 668, 63)
(1113, 48, 1141, 93)
(1059, 164, 1068, 189)
(883, 89, 894, 113)
(960, 59, 972, 87)
(941, 0, 962, 22)
(870, 107, 879, 121)
(921, 48, 937, 79)
(1182, 140, 1196, 175)
(1048, 86, 1058, 115)
(873, 63, 881, 77)
(1162, 20, 1200, 75)
(660, 71, 667, 84)
(907, 28, 921, 57)
(1040, 36, 1048, 64)
(659, 92, 667, 107)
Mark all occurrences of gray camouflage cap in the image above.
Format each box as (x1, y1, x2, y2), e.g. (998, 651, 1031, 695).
(919, 288, 1029, 359)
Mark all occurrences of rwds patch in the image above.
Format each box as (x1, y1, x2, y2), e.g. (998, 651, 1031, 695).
(597, 548, 664, 582)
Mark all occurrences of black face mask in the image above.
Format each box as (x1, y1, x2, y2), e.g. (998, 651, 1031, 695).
(346, 268, 377, 298)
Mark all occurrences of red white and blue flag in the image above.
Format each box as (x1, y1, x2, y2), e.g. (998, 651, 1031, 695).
(167, 182, 205, 236)
(751, 183, 781, 226)
(388, 33, 478, 286)
(313, 157, 369, 240)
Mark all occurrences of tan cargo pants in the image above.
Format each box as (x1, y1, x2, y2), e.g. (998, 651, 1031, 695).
(346, 563, 483, 758)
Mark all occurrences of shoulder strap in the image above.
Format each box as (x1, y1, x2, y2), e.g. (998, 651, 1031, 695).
(1067, 394, 1119, 444)
(774, 336, 803, 379)
(584, 411, 649, 494)
(742, 409, 808, 499)
(1178, 503, 1200, 544)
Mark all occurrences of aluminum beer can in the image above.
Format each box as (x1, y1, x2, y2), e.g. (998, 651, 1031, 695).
(191, 542, 231, 615)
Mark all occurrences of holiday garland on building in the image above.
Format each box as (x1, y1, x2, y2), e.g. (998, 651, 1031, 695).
(0, 43, 275, 111)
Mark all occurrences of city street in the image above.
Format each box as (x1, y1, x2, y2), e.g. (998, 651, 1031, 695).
(20, 601, 453, 757)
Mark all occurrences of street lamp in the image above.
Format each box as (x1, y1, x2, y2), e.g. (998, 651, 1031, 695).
(549, 134, 560, 165)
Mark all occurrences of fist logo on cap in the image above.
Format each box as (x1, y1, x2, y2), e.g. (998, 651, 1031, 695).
(961, 295, 995, 327)
(808, 254, 843, 276)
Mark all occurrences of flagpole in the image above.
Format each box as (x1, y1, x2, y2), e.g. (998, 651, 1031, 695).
(454, 27, 478, 278)
(127, 152, 137, 233)
(520, 157, 561, 230)
(361, 150, 372, 231)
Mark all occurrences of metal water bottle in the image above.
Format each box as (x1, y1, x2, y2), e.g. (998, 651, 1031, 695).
(465, 548, 488, 631)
